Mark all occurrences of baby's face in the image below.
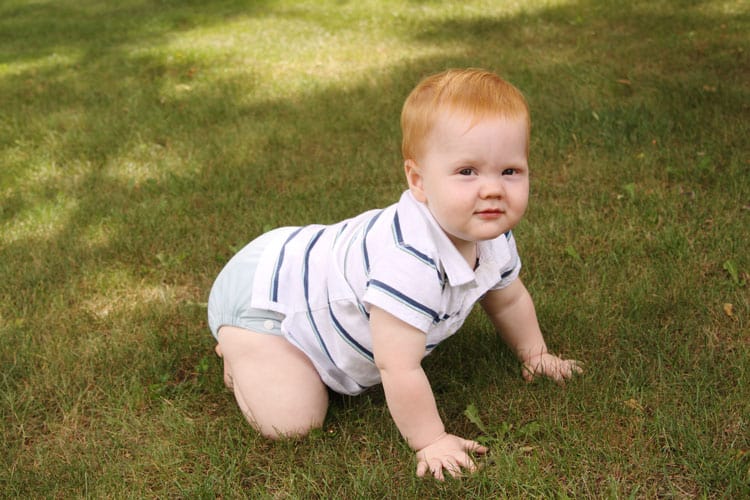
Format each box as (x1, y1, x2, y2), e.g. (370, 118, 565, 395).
(407, 112, 529, 259)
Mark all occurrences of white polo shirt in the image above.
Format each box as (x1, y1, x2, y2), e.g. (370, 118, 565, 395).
(250, 190, 521, 395)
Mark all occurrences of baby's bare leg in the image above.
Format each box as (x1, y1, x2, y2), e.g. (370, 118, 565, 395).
(217, 325, 328, 438)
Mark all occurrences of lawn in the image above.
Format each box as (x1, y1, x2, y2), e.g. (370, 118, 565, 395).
(1, 0, 748, 497)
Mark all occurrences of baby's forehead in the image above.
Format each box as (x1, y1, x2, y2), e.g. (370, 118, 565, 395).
(430, 108, 528, 136)
(419, 110, 530, 159)
(436, 105, 527, 124)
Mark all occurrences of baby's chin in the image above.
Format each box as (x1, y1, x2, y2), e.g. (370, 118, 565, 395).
(475, 227, 513, 241)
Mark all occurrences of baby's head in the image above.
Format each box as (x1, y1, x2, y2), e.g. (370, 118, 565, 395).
(401, 68, 530, 163)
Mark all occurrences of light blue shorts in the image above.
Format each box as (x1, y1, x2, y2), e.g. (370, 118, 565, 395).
(207, 228, 296, 340)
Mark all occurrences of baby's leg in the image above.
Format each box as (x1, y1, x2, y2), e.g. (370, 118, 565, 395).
(217, 325, 328, 438)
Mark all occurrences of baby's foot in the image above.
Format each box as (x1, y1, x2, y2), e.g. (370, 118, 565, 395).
(214, 344, 234, 390)
(222, 367, 234, 390)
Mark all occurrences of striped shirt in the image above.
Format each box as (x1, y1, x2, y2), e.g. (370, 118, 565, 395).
(250, 190, 521, 395)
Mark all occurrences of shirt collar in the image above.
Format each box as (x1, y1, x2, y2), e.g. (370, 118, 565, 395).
(403, 191, 482, 287)
(400, 190, 513, 288)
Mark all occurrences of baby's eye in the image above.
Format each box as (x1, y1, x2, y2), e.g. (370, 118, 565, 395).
(458, 168, 475, 176)
(501, 168, 516, 176)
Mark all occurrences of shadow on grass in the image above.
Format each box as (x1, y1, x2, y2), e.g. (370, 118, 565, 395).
(1, 0, 748, 495)
(0, 0, 278, 63)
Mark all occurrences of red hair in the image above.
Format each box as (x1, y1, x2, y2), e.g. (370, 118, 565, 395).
(401, 68, 530, 160)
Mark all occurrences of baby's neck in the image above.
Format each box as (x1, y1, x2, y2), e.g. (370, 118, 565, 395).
(457, 243, 478, 270)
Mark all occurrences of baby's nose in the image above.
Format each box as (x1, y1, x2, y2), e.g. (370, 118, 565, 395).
(480, 178, 505, 198)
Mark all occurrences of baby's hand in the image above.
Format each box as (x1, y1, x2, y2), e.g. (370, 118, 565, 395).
(522, 352, 583, 385)
(415, 433, 488, 480)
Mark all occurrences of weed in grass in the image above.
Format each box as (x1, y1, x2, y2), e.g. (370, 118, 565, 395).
(464, 402, 542, 452)
(723, 259, 747, 288)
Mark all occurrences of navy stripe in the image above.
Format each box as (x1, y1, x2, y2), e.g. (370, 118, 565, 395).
(303, 229, 324, 298)
(303, 229, 334, 362)
(271, 227, 304, 302)
(357, 300, 370, 319)
(361, 210, 383, 274)
(392, 212, 443, 283)
(334, 222, 348, 244)
(392, 212, 435, 266)
(329, 303, 374, 362)
(369, 279, 440, 323)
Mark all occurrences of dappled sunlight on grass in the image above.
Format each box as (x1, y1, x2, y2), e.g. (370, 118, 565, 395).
(0, 50, 82, 78)
(80, 267, 192, 321)
(1, 0, 748, 497)
(1, 157, 85, 244)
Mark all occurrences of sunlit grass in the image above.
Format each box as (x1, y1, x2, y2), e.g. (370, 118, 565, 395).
(1, 0, 748, 497)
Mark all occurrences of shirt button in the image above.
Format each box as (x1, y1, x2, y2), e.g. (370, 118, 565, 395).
(264, 320, 275, 331)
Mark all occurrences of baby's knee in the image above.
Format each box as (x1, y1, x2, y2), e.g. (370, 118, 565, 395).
(260, 420, 323, 440)
(236, 389, 327, 440)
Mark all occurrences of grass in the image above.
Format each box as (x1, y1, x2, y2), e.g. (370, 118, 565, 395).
(1, 0, 748, 497)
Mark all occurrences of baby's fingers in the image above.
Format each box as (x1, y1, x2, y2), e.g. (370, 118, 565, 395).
(573, 360, 584, 375)
(416, 454, 479, 480)
(415, 433, 489, 480)
(562, 359, 584, 378)
(417, 457, 447, 481)
(430, 459, 447, 481)
(521, 363, 537, 382)
(444, 459, 464, 479)
(461, 438, 488, 456)
(551, 359, 583, 386)
(439, 455, 477, 480)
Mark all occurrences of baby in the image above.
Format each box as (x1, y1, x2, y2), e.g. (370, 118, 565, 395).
(208, 68, 582, 480)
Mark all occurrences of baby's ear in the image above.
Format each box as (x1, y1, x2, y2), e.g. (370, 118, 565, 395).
(404, 159, 427, 203)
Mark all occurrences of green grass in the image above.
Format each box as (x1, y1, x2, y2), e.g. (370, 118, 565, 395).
(1, 0, 748, 497)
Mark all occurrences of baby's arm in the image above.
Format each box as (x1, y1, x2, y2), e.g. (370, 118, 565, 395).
(480, 279, 582, 383)
(370, 306, 487, 480)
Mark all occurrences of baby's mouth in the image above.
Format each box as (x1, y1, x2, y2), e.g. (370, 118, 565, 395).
(475, 208, 503, 219)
